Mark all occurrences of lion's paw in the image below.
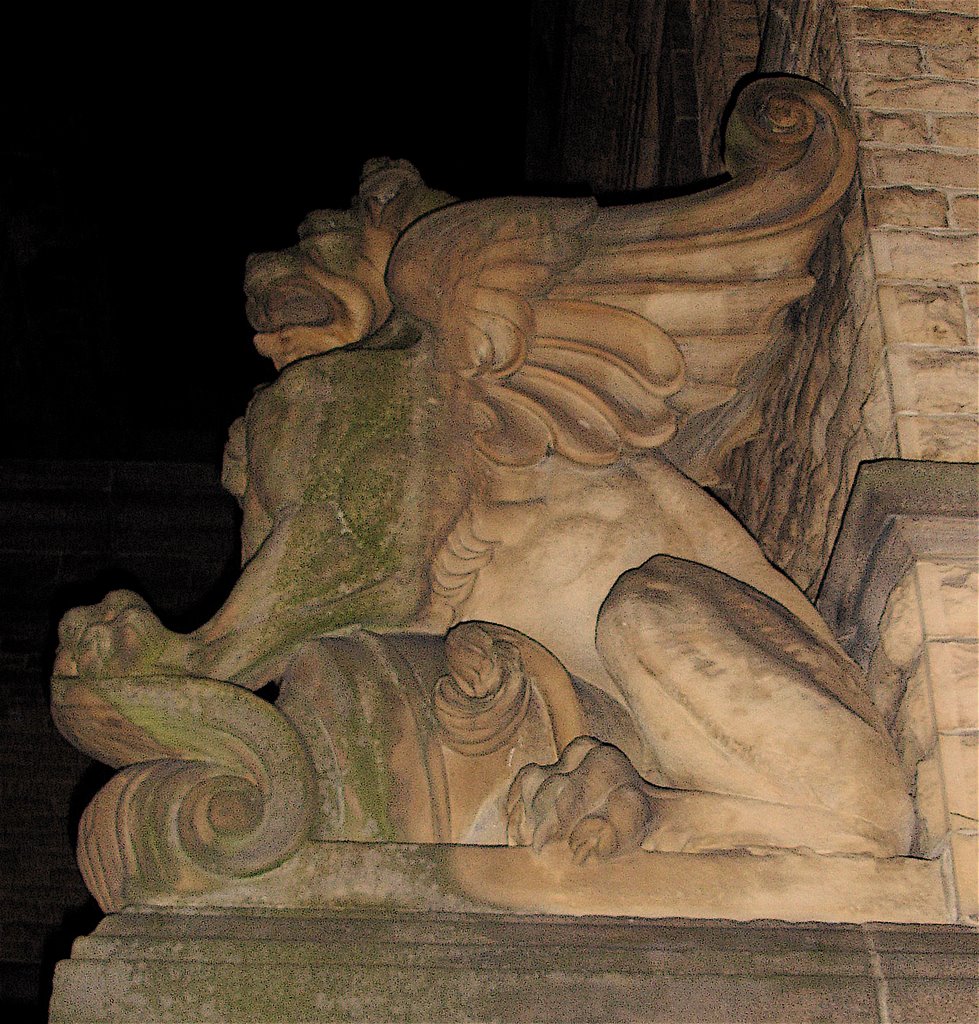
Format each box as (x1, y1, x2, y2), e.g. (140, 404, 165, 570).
(505, 737, 657, 864)
(54, 590, 193, 679)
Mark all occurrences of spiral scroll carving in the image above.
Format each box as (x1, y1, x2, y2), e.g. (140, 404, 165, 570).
(433, 623, 533, 756)
(52, 675, 318, 912)
(722, 76, 856, 219)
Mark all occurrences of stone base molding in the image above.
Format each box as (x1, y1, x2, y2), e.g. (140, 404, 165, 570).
(50, 907, 978, 1023)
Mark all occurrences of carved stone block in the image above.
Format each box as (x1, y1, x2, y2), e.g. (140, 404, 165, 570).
(46, 76, 973, 1021)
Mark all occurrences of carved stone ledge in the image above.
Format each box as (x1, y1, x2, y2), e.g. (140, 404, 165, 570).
(134, 840, 947, 926)
(51, 908, 979, 1024)
(817, 459, 979, 669)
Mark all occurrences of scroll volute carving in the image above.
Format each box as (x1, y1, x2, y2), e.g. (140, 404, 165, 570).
(435, 622, 587, 757)
(51, 672, 317, 912)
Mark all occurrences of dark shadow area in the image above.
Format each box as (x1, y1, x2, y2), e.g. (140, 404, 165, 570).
(0, 8, 534, 466)
(253, 679, 282, 705)
(597, 171, 732, 207)
(0, 963, 45, 1024)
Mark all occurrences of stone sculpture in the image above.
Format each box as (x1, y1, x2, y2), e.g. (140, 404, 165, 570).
(51, 77, 915, 914)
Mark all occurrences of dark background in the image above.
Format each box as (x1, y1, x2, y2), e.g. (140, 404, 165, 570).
(0, 4, 726, 1018)
(1, 9, 537, 465)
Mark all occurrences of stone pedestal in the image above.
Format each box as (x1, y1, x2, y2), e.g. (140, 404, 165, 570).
(48, 841, 972, 1021)
(50, 908, 978, 1023)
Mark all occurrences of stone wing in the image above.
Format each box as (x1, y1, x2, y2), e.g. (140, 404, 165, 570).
(386, 76, 857, 475)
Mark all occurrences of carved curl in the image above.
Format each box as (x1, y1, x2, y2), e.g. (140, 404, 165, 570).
(51, 675, 318, 911)
(434, 623, 589, 759)
(434, 623, 533, 756)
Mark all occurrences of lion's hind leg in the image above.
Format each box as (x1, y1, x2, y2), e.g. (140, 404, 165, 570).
(594, 555, 913, 858)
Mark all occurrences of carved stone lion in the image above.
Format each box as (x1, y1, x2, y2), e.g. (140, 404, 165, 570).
(51, 78, 913, 911)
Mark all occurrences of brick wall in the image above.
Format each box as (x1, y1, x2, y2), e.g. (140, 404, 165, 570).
(0, 460, 239, 1017)
(844, 1, 979, 465)
(718, 0, 977, 595)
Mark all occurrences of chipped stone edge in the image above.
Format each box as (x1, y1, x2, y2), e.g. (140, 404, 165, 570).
(817, 458, 979, 668)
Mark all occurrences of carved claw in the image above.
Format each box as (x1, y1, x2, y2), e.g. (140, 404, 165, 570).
(506, 737, 657, 863)
(54, 590, 195, 680)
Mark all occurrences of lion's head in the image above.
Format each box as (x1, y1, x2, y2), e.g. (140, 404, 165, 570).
(243, 159, 454, 369)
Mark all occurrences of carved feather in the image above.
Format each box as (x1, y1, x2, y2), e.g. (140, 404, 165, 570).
(386, 76, 856, 477)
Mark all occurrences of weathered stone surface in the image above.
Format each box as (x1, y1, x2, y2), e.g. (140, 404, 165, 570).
(860, 363, 899, 458)
(949, 193, 979, 230)
(145, 840, 948, 926)
(886, 978, 979, 1024)
(933, 113, 979, 149)
(879, 285, 969, 348)
(880, 573, 925, 667)
(866, 185, 948, 227)
(888, 347, 979, 414)
(939, 733, 979, 826)
(850, 39, 923, 76)
(717, 230, 880, 592)
(922, 42, 979, 80)
(871, 229, 978, 281)
(852, 75, 978, 113)
(849, 8, 978, 47)
(868, 570, 922, 720)
(949, 832, 979, 920)
(895, 659, 938, 770)
(819, 462, 979, 666)
(897, 414, 979, 461)
(917, 562, 979, 638)
(866, 147, 978, 189)
(817, 460, 978, 920)
(50, 959, 883, 1023)
(913, 753, 949, 858)
(47, 909, 979, 1024)
(858, 108, 931, 146)
(966, 282, 979, 346)
(928, 643, 979, 733)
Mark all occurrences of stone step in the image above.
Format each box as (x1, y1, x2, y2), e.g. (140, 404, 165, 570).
(50, 958, 884, 1023)
(48, 910, 979, 1023)
(70, 933, 887, 977)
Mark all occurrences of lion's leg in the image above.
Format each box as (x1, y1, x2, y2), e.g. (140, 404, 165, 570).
(594, 555, 913, 857)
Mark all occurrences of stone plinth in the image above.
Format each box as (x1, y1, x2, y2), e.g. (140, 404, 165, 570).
(819, 459, 979, 924)
(48, 842, 962, 1021)
(49, 908, 979, 1023)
